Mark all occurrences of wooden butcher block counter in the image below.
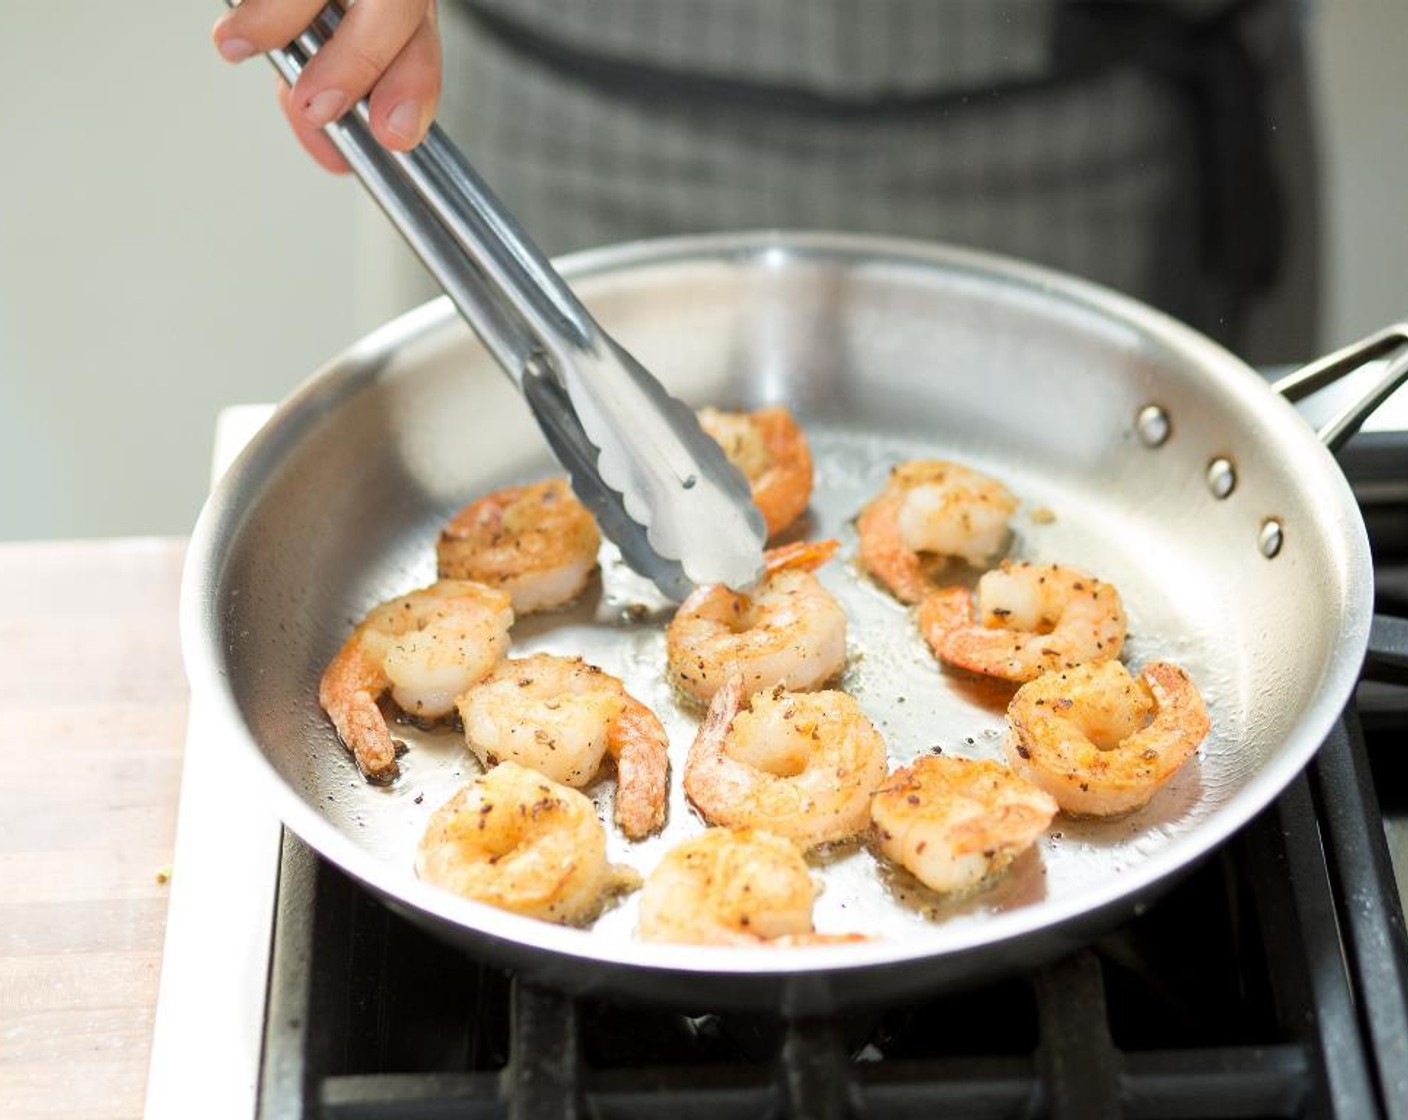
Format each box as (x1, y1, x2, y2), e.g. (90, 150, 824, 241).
(0, 538, 188, 1120)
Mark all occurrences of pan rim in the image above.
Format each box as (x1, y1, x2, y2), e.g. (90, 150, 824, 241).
(181, 230, 1374, 981)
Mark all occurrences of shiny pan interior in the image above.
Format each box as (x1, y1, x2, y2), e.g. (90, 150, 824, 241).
(182, 232, 1372, 1012)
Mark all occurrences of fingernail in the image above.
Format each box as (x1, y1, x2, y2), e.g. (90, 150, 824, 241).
(217, 36, 255, 62)
(386, 100, 424, 144)
(304, 88, 351, 126)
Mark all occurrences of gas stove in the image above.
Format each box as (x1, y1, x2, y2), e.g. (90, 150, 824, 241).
(146, 398, 1408, 1120)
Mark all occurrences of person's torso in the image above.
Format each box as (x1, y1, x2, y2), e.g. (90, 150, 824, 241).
(459, 0, 1062, 98)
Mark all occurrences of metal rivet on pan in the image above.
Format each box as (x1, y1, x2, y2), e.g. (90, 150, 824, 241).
(1206, 457, 1236, 499)
(1136, 405, 1170, 447)
(1259, 519, 1284, 558)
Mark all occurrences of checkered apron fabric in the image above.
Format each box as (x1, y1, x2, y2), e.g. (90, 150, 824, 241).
(358, 0, 1317, 362)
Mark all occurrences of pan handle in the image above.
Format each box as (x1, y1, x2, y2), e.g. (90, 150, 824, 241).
(1272, 322, 1408, 452)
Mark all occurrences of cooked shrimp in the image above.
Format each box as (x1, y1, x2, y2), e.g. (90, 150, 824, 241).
(684, 676, 889, 849)
(1005, 660, 1210, 817)
(918, 560, 1126, 682)
(698, 405, 814, 538)
(437, 479, 601, 614)
(871, 756, 1057, 894)
(416, 761, 636, 923)
(457, 653, 670, 838)
(319, 580, 513, 783)
(666, 539, 848, 705)
(637, 827, 863, 946)
(857, 460, 1018, 603)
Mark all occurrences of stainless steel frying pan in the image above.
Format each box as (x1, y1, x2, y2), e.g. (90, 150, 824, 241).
(182, 232, 1407, 1013)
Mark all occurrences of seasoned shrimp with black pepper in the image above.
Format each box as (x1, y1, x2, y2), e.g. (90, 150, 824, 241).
(684, 675, 888, 850)
(437, 479, 601, 614)
(919, 560, 1126, 682)
(319, 580, 513, 783)
(698, 405, 814, 539)
(637, 828, 863, 946)
(871, 756, 1057, 894)
(857, 460, 1019, 603)
(1005, 660, 1210, 817)
(666, 539, 848, 705)
(416, 761, 638, 924)
(457, 653, 670, 838)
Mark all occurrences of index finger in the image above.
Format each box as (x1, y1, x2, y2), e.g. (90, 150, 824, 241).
(289, 0, 429, 127)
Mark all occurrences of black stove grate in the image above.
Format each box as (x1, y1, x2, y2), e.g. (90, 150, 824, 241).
(256, 621, 1408, 1120)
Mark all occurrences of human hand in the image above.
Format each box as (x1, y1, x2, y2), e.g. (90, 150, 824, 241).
(212, 0, 441, 173)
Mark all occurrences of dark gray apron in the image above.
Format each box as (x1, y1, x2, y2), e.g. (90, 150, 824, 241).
(387, 0, 1318, 361)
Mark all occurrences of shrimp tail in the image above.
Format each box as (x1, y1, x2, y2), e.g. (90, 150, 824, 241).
(683, 674, 749, 807)
(335, 695, 399, 782)
(916, 588, 975, 656)
(319, 645, 400, 783)
(752, 408, 815, 536)
(856, 490, 928, 603)
(691, 673, 747, 751)
(763, 537, 840, 577)
(610, 701, 670, 839)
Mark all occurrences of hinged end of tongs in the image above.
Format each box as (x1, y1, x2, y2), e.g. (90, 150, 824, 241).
(250, 2, 767, 600)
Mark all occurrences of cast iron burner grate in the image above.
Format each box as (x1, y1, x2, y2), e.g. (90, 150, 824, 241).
(257, 439, 1408, 1120)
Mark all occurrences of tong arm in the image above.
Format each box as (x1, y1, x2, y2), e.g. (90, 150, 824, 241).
(233, 4, 767, 596)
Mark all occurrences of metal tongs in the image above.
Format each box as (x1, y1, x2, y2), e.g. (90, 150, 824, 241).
(247, 4, 766, 599)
